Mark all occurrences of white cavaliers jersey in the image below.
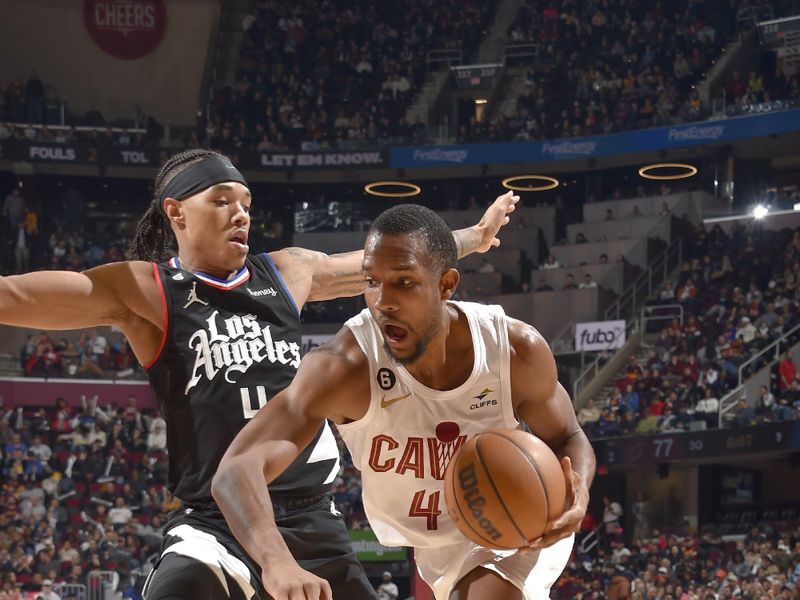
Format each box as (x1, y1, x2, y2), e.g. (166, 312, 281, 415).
(338, 301, 520, 548)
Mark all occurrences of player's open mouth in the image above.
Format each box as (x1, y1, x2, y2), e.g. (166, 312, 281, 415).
(383, 324, 408, 344)
(229, 232, 249, 252)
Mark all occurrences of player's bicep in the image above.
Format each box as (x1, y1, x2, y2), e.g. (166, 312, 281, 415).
(509, 320, 580, 447)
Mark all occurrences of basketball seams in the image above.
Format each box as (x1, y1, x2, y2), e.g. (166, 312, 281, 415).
(486, 430, 554, 529)
(448, 441, 506, 548)
(474, 435, 528, 545)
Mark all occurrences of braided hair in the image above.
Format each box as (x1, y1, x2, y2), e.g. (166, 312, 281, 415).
(126, 149, 228, 262)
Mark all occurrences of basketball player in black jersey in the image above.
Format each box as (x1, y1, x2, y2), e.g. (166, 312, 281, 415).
(0, 149, 518, 600)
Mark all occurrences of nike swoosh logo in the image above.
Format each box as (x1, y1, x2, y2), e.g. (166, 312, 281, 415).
(381, 393, 412, 408)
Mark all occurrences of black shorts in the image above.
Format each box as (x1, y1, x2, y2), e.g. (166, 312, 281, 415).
(144, 493, 376, 600)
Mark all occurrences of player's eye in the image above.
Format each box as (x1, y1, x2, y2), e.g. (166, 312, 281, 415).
(365, 277, 378, 287)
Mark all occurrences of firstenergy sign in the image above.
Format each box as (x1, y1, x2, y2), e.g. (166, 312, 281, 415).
(575, 320, 626, 352)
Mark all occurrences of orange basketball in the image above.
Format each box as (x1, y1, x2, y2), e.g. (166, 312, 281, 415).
(443, 429, 567, 550)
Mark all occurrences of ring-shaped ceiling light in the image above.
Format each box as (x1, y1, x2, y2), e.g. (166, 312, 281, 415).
(501, 175, 560, 192)
(638, 163, 698, 181)
(364, 181, 421, 198)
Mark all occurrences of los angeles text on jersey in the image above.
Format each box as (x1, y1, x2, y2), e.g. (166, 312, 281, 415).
(186, 310, 301, 393)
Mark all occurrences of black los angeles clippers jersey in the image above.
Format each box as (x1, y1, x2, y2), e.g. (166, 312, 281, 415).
(145, 254, 340, 504)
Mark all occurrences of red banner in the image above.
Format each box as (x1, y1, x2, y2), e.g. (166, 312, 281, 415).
(83, 0, 167, 60)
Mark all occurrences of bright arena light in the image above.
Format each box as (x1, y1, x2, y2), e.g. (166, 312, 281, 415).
(752, 205, 769, 219)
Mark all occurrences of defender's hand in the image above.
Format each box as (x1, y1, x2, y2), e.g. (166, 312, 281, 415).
(473, 191, 519, 253)
(262, 559, 332, 600)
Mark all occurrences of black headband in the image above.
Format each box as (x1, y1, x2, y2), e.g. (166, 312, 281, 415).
(160, 156, 248, 202)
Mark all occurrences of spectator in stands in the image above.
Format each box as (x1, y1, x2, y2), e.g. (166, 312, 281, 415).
(146, 418, 166, 450)
(579, 273, 598, 289)
(541, 253, 561, 269)
(733, 398, 757, 428)
(779, 350, 797, 391)
(108, 497, 132, 527)
(728, 70, 747, 100)
(37, 578, 60, 600)
(577, 398, 601, 429)
(563, 274, 578, 290)
(757, 384, 776, 417)
(603, 496, 624, 543)
(14, 222, 31, 275)
(3, 188, 26, 233)
(535, 277, 553, 292)
(477, 257, 496, 273)
(376, 572, 398, 600)
(575, 232, 589, 244)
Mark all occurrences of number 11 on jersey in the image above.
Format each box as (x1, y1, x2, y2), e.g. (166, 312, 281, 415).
(240, 386, 269, 419)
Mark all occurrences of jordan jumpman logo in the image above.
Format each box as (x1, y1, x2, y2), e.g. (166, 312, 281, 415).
(183, 282, 209, 309)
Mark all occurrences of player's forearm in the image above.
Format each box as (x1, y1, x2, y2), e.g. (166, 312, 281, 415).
(211, 457, 295, 569)
(453, 227, 482, 259)
(313, 250, 366, 300)
(555, 429, 596, 503)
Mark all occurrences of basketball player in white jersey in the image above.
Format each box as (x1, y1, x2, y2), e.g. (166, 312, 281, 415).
(212, 204, 596, 600)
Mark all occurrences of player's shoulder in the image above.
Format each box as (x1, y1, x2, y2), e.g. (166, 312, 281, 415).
(83, 260, 156, 287)
(505, 316, 553, 368)
(305, 326, 368, 371)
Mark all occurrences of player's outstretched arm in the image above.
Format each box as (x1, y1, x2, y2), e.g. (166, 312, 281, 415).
(269, 190, 519, 306)
(507, 318, 596, 551)
(212, 329, 369, 600)
(0, 262, 163, 362)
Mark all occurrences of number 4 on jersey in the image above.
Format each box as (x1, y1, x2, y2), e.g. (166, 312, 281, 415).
(409, 490, 441, 530)
(240, 386, 268, 419)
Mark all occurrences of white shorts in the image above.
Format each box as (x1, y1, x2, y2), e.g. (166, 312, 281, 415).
(414, 534, 574, 600)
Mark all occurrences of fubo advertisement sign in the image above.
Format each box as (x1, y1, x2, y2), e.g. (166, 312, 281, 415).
(575, 320, 626, 352)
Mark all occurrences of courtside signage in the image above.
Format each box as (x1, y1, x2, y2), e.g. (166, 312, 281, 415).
(575, 320, 626, 351)
(348, 530, 407, 561)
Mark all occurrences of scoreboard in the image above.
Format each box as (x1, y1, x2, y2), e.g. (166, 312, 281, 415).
(758, 15, 800, 47)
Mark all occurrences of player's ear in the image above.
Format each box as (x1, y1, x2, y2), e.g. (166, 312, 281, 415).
(440, 268, 459, 300)
(163, 198, 185, 226)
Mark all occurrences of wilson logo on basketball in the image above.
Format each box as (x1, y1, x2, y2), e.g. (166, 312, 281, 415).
(457, 463, 503, 542)
(83, 0, 167, 60)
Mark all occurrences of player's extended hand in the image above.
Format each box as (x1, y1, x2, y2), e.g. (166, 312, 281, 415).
(473, 191, 519, 253)
(262, 559, 332, 600)
(522, 457, 589, 552)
